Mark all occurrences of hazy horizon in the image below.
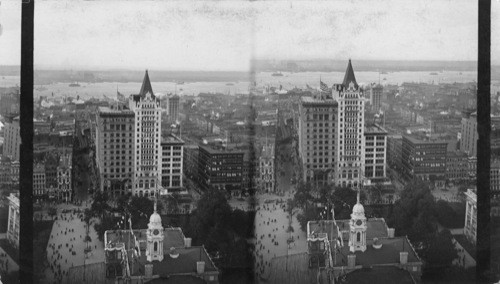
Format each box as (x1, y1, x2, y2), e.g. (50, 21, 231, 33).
(3, 0, 500, 70)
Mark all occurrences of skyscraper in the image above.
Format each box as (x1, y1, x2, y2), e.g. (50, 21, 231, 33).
(3, 116, 20, 161)
(334, 60, 366, 188)
(95, 105, 135, 196)
(298, 60, 367, 187)
(129, 71, 162, 197)
(168, 94, 180, 124)
(299, 60, 365, 186)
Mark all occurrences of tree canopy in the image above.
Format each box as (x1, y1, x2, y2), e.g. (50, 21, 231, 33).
(185, 189, 254, 269)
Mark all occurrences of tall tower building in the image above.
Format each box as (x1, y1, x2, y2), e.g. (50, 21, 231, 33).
(335, 60, 365, 187)
(298, 60, 366, 187)
(460, 110, 477, 157)
(3, 116, 20, 161)
(129, 71, 162, 197)
(298, 97, 338, 186)
(95, 105, 135, 196)
(167, 94, 180, 124)
(369, 84, 383, 113)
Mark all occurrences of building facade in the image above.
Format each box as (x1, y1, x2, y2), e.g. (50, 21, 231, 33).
(33, 162, 46, 201)
(95, 106, 135, 196)
(401, 135, 447, 182)
(7, 193, 20, 249)
(56, 153, 72, 201)
(460, 110, 477, 157)
(259, 143, 275, 193)
(387, 135, 403, 170)
(334, 60, 366, 188)
(298, 60, 366, 188)
(445, 151, 469, 182)
(464, 188, 477, 244)
(3, 116, 20, 161)
(198, 145, 244, 194)
(368, 84, 383, 112)
(183, 145, 199, 181)
(160, 135, 184, 194)
(491, 160, 500, 197)
(364, 124, 387, 182)
(298, 97, 338, 186)
(167, 94, 180, 123)
(129, 71, 162, 197)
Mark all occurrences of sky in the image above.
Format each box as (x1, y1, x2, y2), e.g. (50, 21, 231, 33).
(0, 0, 495, 71)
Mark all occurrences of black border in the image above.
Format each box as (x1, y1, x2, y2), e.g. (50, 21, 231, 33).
(20, 0, 34, 283)
(477, 0, 491, 282)
(16, 1, 494, 283)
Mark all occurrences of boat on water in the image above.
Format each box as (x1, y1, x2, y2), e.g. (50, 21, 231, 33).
(429, 72, 438, 75)
(176, 81, 185, 85)
(272, 72, 283, 77)
(69, 82, 81, 87)
(226, 83, 235, 86)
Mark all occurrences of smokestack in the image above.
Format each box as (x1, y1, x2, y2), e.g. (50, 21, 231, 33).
(387, 228, 395, 238)
(196, 261, 206, 274)
(400, 252, 408, 265)
(184, 237, 192, 248)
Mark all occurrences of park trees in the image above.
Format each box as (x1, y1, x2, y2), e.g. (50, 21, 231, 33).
(185, 189, 254, 270)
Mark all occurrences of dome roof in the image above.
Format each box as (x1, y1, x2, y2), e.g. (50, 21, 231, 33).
(149, 211, 162, 224)
(352, 203, 365, 215)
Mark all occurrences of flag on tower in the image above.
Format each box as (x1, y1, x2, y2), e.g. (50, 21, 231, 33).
(320, 80, 329, 92)
(117, 90, 126, 102)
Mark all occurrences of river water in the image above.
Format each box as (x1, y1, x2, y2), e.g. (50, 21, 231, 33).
(0, 71, 483, 100)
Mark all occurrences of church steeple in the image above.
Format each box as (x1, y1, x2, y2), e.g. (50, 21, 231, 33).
(139, 70, 154, 97)
(342, 59, 359, 90)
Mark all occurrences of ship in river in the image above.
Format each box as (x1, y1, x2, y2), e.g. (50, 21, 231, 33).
(69, 82, 81, 87)
(271, 72, 283, 77)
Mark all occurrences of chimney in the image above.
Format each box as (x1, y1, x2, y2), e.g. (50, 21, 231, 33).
(347, 254, 356, 269)
(387, 228, 395, 238)
(184, 237, 192, 248)
(400, 252, 408, 265)
(197, 261, 206, 274)
(145, 264, 153, 278)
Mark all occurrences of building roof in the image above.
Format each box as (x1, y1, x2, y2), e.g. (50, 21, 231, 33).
(336, 218, 389, 240)
(139, 70, 155, 98)
(67, 262, 106, 284)
(343, 266, 416, 284)
(301, 96, 338, 106)
(333, 236, 421, 267)
(146, 275, 207, 284)
(105, 227, 218, 277)
(199, 144, 245, 155)
(364, 124, 388, 135)
(161, 135, 184, 145)
(343, 59, 359, 89)
(268, 252, 329, 284)
(403, 134, 448, 145)
(98, 106, 134, 116)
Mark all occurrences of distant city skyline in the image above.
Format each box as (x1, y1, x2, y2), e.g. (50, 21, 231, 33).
(1, 1, 500, 70)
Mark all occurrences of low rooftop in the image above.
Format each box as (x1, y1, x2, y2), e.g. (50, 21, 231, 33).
(301, 96, 338, 106)
(342, 266, 416, 284)
(333, 236, 421, 267)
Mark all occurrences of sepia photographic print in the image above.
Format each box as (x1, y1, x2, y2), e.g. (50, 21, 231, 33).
(0, 0, 499, 283)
